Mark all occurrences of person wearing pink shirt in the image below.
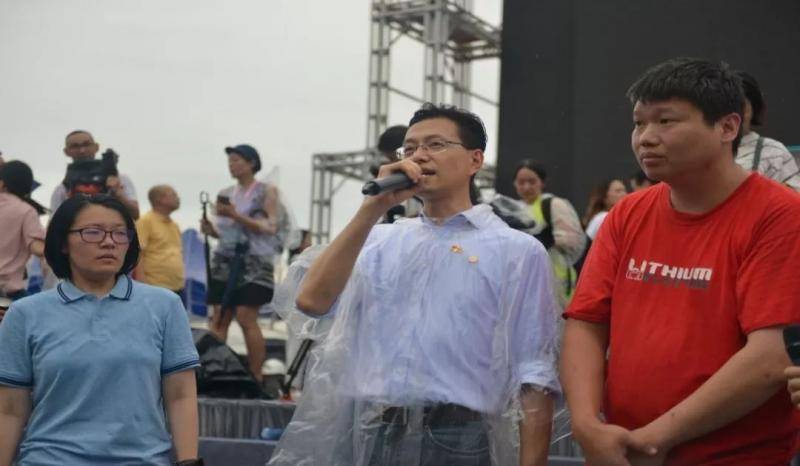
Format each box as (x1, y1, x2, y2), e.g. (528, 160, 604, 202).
(0, 161, 46, 318)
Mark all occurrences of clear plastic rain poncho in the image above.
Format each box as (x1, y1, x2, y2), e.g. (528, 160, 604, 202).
(269, 204, 560, 466)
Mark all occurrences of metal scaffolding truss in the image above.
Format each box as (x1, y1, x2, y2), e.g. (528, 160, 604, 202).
(310, 0, 501, 244)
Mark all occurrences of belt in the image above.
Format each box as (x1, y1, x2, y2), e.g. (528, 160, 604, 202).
(380, 403, 483, 427)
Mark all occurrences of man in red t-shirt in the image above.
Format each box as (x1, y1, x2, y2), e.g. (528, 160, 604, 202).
(561, 57, 800, 466)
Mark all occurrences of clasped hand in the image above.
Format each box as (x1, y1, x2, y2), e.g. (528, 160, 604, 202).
(577, 421, 668, 466)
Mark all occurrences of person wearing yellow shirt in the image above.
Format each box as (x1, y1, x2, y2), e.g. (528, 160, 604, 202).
(135, 185, 185, 295)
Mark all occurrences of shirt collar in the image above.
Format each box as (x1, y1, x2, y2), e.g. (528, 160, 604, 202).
(57, 275, 133, 303)
(419, 204, 495, 230)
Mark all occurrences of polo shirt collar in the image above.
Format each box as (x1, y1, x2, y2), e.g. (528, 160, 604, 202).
(57, 275, 133, 303)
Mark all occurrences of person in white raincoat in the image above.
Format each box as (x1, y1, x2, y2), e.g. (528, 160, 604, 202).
(269, 104, 560, 466)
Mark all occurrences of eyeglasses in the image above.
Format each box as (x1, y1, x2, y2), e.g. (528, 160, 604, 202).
(69, 228, 133, 244)
(397, 139, 465, 159)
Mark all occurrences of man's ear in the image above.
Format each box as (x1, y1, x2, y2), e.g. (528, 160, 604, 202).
(469, 149, 484, 176)
(719, 112, 742, 145)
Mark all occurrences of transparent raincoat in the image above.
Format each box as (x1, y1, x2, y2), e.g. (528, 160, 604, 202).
(269, 205, 560, 466)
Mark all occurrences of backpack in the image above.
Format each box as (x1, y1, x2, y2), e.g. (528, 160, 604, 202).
(540, 197, 592, 276)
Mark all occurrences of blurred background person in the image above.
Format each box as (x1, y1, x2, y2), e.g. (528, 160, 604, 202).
(513, 159, 585, 313)
(0, 161, 46, 314)
(582, 178, 627, 240)
(135, 185, 185, 297)
(52, 130, 140, 218)
(287, 229, 311, 265)
(200, 144, 279, 384)
(734, 70, 800, 191)
(629, 168, 656, 192)
(0, 194, 200, 465)
(370, 124, 412, 223)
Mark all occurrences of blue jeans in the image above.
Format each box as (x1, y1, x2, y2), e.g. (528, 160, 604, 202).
(365, 419, 490, 466)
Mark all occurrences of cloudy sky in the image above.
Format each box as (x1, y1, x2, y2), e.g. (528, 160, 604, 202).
(1, 0, 502, 235)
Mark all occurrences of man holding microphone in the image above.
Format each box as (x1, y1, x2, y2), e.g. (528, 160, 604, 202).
(269, 104, 559, 466)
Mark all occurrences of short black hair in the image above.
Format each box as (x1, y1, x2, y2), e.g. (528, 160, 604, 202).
(409, 103, 487, 151)
(626, 57, 745, 152)
(736, 70, 766, 127)
(45, 194, 140, 280)
(377, 125, 408, 154)
(513, 159, 548, 183)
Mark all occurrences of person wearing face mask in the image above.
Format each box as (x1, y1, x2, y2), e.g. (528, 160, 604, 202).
(512, 159, 586, 312)
(0, 161, 46, 314)
(0, 194, 201, 466)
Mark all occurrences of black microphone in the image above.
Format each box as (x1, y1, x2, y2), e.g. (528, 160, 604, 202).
(783, 324, 800, 364)
(361, 172, 415, 196)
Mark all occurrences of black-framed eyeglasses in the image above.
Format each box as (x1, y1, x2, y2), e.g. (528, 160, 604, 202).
(68, 228, 133, 244)
(398, 139, 465, 159)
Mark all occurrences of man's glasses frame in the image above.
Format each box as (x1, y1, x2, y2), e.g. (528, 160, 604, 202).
(397, 139, 465, 159)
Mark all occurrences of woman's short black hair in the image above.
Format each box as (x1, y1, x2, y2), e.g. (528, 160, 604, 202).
(45, 194, 140, 280)
(736, 70, 766, 127)
(513, 159, 548, 183)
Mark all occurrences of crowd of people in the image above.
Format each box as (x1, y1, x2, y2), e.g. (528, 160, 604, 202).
(1, 57, 800, 466)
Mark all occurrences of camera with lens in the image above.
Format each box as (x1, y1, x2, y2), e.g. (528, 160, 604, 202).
(62, 149, 120, 196)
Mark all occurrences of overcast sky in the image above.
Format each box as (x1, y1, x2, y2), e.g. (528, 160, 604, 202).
(1, 0, 502, 236)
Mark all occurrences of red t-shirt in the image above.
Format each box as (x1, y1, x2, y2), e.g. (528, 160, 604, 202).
(565, 174, 800, 465)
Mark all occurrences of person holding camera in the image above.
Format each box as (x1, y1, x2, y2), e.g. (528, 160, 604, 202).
(200, 144, 279, 384)
(0, 160, 47, 318)
(50, 130, 140, 219)
(0, 194, 201, 466)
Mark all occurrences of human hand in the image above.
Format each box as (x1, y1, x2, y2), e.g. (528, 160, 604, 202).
(785, 366, 800, 407)
(362, 159, 424, 214)
(574, 419, 660, 466)
(574, 420, 634, 466)
(626, 424, 669, 466)
(106, 175, 122, 195)
(200, 218, 216, 236)
(215, 202, 237, 218)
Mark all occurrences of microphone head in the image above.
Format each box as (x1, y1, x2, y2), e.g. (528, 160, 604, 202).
(783, 324, 800, 365)
(361, 181, 379, 196)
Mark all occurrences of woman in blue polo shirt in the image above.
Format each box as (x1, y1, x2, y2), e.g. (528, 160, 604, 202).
(0, 194, 202, 466)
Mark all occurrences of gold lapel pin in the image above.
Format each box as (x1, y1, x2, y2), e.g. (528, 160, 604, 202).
(468, 255, 478, 264)
(451, 244, 463, 253)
